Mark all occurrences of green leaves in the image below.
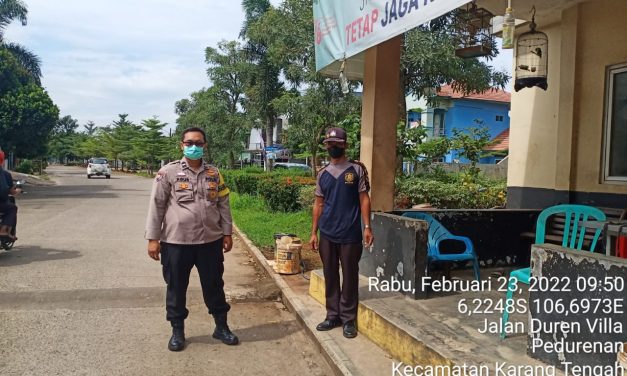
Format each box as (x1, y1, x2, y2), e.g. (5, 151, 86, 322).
(402, 20, 510, 106)
(1, 0, 41, 83)
(0, 82, 59, 157)
(396, 173, 507, 209)
(450, 121, 494, 176)
(177, 42, 251, 168)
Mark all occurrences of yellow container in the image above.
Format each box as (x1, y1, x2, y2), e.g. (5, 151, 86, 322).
(274, 236, 302, 274)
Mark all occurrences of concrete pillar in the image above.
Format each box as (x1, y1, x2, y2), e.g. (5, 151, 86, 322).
(360, 36, 402, 212)
(554, 5, 579, 194)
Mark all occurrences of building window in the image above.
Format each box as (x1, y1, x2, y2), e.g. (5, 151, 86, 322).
(495, 115, 504, 122)
(433, 109, 446, 137)
(603, 63, 627, 182)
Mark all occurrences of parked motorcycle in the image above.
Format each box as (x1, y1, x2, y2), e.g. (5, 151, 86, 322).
(0, 180, 24, 251)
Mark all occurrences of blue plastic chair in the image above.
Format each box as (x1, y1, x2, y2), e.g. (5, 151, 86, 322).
(500, 204, 606, 339)
(402, 212, 480, 281)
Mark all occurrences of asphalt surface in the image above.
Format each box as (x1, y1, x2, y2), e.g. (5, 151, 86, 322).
(0, 166, 332, 376)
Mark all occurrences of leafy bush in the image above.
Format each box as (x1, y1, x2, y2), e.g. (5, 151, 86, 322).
(222, 168, 263, 195)
(299, 185, 316, 211)
(223, 168, 316, 212)
(233, 174, 260, 195)
(396, 173, 506, 209)
(258, 176, 303, 212)
(14, 159, 34, 174)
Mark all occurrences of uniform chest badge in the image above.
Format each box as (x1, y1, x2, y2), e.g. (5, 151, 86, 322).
(178, 182, 190, 190)
(344, 172, 355, 184)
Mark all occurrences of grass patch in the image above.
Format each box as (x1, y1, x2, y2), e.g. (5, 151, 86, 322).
(231, 192, 322, 270)
(230, 192, 312, 249)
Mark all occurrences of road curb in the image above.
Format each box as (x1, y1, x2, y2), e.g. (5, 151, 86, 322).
(233, 224, 359, 376)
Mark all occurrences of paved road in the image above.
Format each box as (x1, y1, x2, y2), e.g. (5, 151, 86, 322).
(0, 166, 331, 376)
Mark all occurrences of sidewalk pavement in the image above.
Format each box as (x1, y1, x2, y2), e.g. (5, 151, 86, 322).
(234, 225, 393, 376)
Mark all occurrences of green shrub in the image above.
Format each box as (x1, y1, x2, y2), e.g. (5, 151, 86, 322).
(298, 185, 316, 211)
(222, 168, 264, 195)
(396, 173, 506, 209)
(232, 174, 259, 195)
(222, 169, 316, 212)
(14, 160, 34, 174)
(258, 176, 303, 212)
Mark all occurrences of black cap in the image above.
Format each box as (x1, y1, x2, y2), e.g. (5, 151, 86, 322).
(323, 127, 347, 143)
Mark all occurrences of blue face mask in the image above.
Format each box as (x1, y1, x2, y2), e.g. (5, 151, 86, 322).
(183, 145, 203, 160)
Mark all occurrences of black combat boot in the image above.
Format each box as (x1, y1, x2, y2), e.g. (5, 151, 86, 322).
(212, 313, 239, 345)
(168, 321, 185, 351)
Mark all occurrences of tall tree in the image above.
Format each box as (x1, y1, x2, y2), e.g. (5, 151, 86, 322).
(205, 40, 251, 168)
(251, 0, 361, 170)
(133, 117, 169, 175)
(83, 120, 97, 135)
(0, 47, 31, 95)
(248, 0, 315, 86)
(240, 0, 284, 149)
(176, 86, 249, 168)
(48, 115, 80, 163)
(0, 83, 59, 157)
(0, 0, 41, 83)
(276, 81, 361, 172)
(111, 114, 142, 171)
(52, 115, 79, 136)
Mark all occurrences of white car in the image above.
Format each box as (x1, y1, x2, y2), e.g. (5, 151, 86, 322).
(87, 158, 111, 179)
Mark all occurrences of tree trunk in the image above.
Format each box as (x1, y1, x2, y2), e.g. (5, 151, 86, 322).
(229, 150, 235, 169)
(275, 118, 283, 144)
(396, 66, 407, 176)
(312, 149, 318, 177)
(265, 117, 274, 146)
(265, 115, 274, 171)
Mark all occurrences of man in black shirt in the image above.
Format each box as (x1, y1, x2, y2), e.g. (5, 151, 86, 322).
(309, 127, 374, 338)
(0, 151, 18, 240)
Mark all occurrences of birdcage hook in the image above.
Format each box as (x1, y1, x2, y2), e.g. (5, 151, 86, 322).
(529, 6, 537, 31)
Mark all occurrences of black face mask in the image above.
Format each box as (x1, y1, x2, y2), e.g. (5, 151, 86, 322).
(327, 146, 345, 159)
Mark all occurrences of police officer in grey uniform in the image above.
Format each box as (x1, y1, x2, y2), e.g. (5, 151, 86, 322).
(146, 127, 238, 351)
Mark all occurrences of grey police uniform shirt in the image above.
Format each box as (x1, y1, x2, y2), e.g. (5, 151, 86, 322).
(145, 158, 233, 244)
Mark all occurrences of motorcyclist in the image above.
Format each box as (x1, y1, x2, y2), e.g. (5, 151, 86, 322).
(0, 151, 19, 241)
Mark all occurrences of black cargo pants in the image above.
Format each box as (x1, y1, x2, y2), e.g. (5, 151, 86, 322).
(160, 239, 230, 323)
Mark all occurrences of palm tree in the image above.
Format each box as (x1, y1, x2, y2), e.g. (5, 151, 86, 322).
(240, 0, 283, 148)
(0, 0, 41, 83)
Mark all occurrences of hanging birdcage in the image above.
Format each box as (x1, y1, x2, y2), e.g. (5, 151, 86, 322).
(453, 1, 495, 58)
(514, 8, 548, 91)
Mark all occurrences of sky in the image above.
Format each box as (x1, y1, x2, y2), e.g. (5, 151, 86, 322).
(5, 0, 511, 133)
